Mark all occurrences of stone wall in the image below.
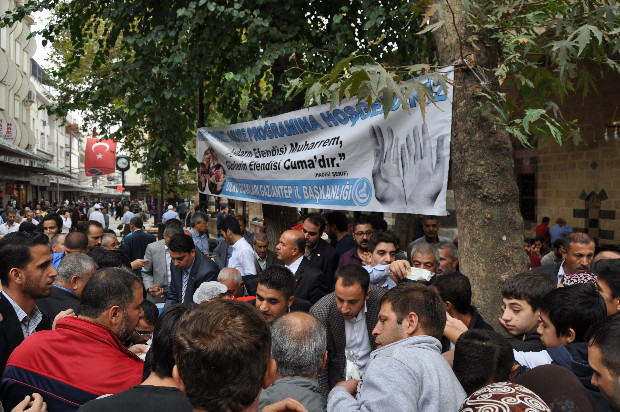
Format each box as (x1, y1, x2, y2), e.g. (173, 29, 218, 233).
(533, 65, 620, 245)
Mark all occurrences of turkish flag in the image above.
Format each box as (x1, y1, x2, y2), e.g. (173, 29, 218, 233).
(85, 138, 117, 176)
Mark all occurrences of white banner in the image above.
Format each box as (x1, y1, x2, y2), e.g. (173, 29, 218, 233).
(197, 68, 453, 214)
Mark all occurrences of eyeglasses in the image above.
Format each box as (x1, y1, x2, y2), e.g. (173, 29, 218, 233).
(134, 329, 153, 339)
(354, 231, 375, 237)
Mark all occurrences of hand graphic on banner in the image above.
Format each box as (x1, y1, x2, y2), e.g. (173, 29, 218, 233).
(402, 124, 447, 211)
(370, 125, 406, 208)
(370, 124, 447, 211)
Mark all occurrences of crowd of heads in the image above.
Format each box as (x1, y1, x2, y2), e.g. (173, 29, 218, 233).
(3, 207, 620, 412)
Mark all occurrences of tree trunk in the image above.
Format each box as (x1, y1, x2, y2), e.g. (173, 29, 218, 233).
(393, 213, 416, 251)
(262, 204, 300, 252)
(432, 0, 529, 321)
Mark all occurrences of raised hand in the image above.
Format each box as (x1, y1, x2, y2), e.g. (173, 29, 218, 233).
(402, 123, 447, 211)
(370, 125, 406, 208)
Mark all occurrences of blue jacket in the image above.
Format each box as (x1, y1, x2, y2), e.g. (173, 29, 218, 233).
(548, 342, 612, 412)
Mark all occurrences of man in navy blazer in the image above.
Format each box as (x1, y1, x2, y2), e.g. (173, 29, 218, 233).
(118, 216, 156, 275)
(164, 234, 219, 308)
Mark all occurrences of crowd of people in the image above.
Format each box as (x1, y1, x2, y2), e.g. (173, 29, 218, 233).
(0, 207, 619, 412)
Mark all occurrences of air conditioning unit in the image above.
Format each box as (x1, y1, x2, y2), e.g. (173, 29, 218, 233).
(23, 90, 36, 106)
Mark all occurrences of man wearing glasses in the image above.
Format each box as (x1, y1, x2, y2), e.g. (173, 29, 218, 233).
(338, 215, 375, 268)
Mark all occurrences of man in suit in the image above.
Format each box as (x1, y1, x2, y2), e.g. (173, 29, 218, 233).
(164, 234, 219, 308)
(310, 264, 386, 396)
(37, 253, 97, 320)
(302, 213, 339, 290)
(0, 232, 57, 375)
(536, 232, 595, 286)
(142, 220, 185, 303)
(276, 230, 329, 304)
(253, 232, 278, 275)
(119, 216, 156, 276)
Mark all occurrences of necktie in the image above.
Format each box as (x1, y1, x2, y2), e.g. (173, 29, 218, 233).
(181, 270, 190, 302)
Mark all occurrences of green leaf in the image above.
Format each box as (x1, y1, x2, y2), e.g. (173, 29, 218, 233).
(416, 20, 444, 35)
(522, 109, 545, 134)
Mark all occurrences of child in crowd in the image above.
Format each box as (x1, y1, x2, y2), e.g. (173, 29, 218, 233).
(500, 271, 555, 351)
(513, 284, 609, 412)
(592, 258, 620, 316)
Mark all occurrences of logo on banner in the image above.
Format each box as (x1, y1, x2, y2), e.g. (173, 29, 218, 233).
(352, 178, 372, 206)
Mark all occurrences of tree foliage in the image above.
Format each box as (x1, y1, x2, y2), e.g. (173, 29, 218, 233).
(291, 0, 620, 146)
(4, 0, 432, 173)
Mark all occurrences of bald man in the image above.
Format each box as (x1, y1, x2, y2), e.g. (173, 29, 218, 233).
(276, 230, 329, 304)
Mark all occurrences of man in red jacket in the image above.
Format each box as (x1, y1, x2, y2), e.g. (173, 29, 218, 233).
(0, 267, 145, 411)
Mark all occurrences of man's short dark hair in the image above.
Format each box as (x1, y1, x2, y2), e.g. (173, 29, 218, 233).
(64, 231, 88, 251)
(423, 215, 439, 223)
(165, 218, 184, 231)
(258, 266, 295, 300)
(81, 220, 103, 235)
(552, 238, 565, 250)
(431, 273, 471, 315)
(168, 234, 195, 254)
(145, 302, 197, 380)
(173, 300, 271, 411)
(217, 215, 241, 235)
(235, 214, 247, 225)
(589, 313, 620, 376)
(0, 232, 50, 286)
(565, 232, 594, 252)
(353, 215, 374, 232)
(292, 235, 306, 255)
(371, 217, 388, 232)
(324, 211, 348, 232)
(453, 329, 514, 395)
(542, 217, 550, 224)
(142, 300, 160, 325)
(335, 264, 370, 295)
(130, 216, 144, 229)
(87, 248, 132, 269)
(534, 236, 545, 244)
(540, 284, 606, 342)
(78, 267, 142, 319)
(381, 283, 446, 340)
(593, 259, 620, 299)
(18, 221, 37, 233)
(502, 271, 555, 311)
(305, 213, 326, 233)
(368, 232, 398, 254)
(39, 214, 63, 232)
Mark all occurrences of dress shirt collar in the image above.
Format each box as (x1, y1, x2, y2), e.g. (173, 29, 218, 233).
(286, 255, 304, 275)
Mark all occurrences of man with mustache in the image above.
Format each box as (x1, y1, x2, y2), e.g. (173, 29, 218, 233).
(338, 215, 375, 268)
(406, 216, 452, 261)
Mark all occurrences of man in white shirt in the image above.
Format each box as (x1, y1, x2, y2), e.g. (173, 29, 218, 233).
(20, 210, 39, 226)
(219, 215, 256, 278)
(309, 264, 386, 396)
(0, 211, 19, 235)
(89, 204, 106, 227)
(161, 205, 180, 224)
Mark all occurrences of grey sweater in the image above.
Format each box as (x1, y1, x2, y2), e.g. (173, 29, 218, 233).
(327, 335, 466, 412)
(259, 376, 326, 412)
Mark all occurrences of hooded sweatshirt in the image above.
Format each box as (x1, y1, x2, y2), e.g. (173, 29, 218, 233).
(327, 335, 466, 412)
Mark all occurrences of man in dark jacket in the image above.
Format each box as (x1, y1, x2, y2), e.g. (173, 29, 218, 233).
(164, 234, 219, 308)
(302, 213, 339, 289)
(37, 253, 97, 320)
(119, 216, 156, 276)
(0, 232, 55, 376)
